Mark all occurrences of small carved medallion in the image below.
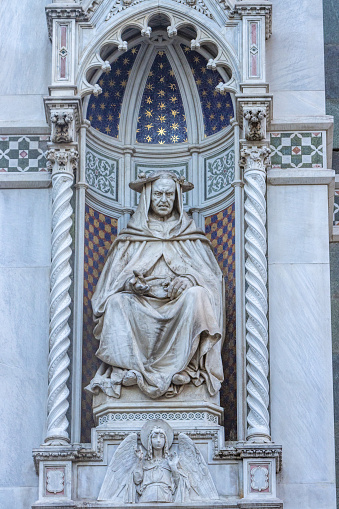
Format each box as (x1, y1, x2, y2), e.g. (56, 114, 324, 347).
(45, 467, 65, 495)
(250, 465, 269, 493)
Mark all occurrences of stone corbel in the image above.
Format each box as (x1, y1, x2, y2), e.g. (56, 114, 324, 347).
(44, 97, 82, 141)
(243, 107, 266, 141)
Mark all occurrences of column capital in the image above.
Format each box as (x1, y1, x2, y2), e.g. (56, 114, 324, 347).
(240, 144, 271, 174)
(47, 147, 79, 177)
(45, 4, 88, 40)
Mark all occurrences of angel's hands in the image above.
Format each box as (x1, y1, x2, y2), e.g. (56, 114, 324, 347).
(168, 451, 179, 470)
(134, 447, 144, 461)
(167, 276, 193, 300)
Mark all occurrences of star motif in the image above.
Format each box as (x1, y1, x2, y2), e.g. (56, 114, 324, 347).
(171, 122, 179, 130)
(171, 109, 179, 117)
(169, 70, 175, 76)
(184, 46, 190, 52)
(99, 79, 104, 86)
(158, 90, 165, 97)
(123, 58, 129, 65)
(115, 69, 121, 76)
(171, 135, 179, 143)
(108, 114, 113, 121)
(159, 76, 165, 83)
(196, 79, 202, 86)
(170, 96, 178, 103)
(158, 51, 164, 56)
(149, 71, 154, 77)
(146, 96, 153, 104)
(91, 103, 96, 109)
(121, 79, 127, 87)
(159, 102, 166, 110)
(105, 126, 111, 134)
(169, 83, 176, 90)
(193, 56, 200, 63)
(109, 80, 115, 87)
(158, 140, 165, 145)
(104, 91, 109, 98)
(158, 115, 166, 123)
(97, 115, 102, 121)
(207, 78, 213, 85)
(145, 109, 153, 118)
(157, 127, 166, 136)
(100, 103, 105, 110)
(146, 83, 154, 91)
(145, 123, 153, 130)
(131, 47, 138, 54)
(159, 63, 164, 69)
(145, 135, 152, 142)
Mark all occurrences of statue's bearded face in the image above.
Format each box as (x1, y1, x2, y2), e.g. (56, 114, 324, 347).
(151, 178, 176, 218)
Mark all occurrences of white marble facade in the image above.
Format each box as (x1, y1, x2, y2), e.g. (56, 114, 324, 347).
(0, 0, 336, 508)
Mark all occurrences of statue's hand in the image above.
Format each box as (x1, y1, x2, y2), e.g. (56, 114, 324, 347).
(167, 276, 193, 300)
(129, 271, 150, 295)
(168, 451, 179, 470)
(134, 447, 144, 461)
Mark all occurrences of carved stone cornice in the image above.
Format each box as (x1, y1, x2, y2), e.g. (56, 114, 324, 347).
(33, 432, 282, 473)
(45, 4, 89, 39)
(229, 2, 272, 39)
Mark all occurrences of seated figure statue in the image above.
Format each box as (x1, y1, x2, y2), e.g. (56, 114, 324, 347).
(88, 170, 225, 399)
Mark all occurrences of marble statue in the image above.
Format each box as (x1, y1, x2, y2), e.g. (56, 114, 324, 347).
(87, 170, 225, 399)
(98, 419, 219, 503)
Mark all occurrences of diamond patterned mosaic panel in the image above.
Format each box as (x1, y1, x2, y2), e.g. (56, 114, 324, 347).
(0, 135, 49, 172)
(205, 203, 236, 440)
(136, 50, 187, 144)
(270, 132, 324, 168)
(334, 190, 339, 226)
(181, 45, 234, 137)
(87, 46, 140, 138)
(81, 205, 118, 443)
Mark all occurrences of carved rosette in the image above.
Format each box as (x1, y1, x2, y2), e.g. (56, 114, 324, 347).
(240, 145, 271, 443)
(45, 149, 78, 445)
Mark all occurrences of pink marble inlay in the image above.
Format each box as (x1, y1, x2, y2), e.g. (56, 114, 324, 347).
(60, 25, 67, 48)
(251, 54, 257, 76)
(251, 23, 257, 44)
(250, 464, 270, 493)
(60, 57, 66, 78)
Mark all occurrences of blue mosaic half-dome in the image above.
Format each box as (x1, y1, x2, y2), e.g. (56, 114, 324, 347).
(136, 51, 187, 144)
(181, 45, 234, 137)
(87, 46, 140, 138)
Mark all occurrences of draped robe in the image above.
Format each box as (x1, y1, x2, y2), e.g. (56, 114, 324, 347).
(89, 182, 225, 399)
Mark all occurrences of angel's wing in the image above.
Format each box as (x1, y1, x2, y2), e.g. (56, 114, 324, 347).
(98, 433, 138, 502)
(178, 433, 219, 501)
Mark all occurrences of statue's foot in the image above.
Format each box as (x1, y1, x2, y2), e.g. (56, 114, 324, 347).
(122, 371, 138, 386)
(172, 372, 190, 385)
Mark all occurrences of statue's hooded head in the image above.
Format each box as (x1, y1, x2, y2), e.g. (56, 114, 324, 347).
(126, 171, 195, 239)
(146, 426, 169, 459)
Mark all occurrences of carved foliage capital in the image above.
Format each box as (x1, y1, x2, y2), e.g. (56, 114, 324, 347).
(240, 145, 271, 174)
(47, 148, 79, 176)
(243, 108, 266, 142)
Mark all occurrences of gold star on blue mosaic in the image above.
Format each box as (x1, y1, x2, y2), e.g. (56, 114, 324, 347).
(181, 45, 234, 137)
(87, 46, 140, 138)
(136, 51, 187, 144)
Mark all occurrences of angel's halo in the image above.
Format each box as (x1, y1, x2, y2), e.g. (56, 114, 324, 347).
(140, 419, 174, 449)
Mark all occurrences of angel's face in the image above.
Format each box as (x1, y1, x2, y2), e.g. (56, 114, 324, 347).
(151, 431, 166, 451)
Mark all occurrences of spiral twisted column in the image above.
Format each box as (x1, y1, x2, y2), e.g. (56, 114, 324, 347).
(241, 145, 271, 443)
(45, 148, 78, 445)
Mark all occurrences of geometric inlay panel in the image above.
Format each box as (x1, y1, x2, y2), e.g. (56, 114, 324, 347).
(270, 132, 324, 168)
(0, 135, 49, 172)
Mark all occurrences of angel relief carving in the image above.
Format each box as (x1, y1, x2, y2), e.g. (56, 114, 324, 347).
(98, 420, 219, 503)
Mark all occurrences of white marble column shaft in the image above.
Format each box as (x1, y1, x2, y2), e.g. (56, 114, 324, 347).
(45, 148, 78, 445)
(241, 145, 271, 443)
